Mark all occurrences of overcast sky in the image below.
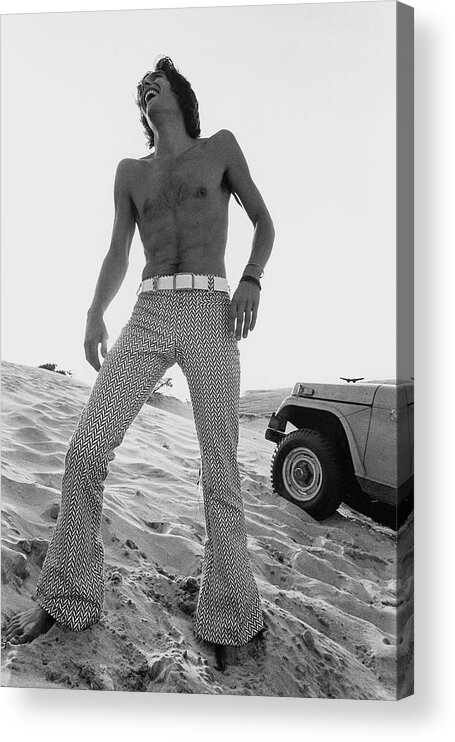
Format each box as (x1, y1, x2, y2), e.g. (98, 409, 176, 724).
(1, 1, 397, 401)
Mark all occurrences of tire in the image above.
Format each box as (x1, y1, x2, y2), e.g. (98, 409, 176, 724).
(270, 428, 343, 521)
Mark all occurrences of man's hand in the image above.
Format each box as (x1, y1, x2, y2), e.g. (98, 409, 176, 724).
(84, 310, 109, 371)
(229, 280, 260, 340)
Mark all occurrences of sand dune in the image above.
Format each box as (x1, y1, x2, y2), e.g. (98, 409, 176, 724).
(1, 360, 410, 698)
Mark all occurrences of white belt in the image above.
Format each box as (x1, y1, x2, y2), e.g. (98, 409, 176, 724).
(137, 273, 230, 295)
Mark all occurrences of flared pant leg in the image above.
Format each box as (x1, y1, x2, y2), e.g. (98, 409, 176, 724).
(176, 291, 264, 646)
(36, 294, 176, 630)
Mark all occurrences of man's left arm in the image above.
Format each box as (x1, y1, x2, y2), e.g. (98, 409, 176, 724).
(220, 129, 275, 340)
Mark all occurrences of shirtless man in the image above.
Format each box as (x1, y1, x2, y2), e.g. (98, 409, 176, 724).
(3, 57, 275, 671)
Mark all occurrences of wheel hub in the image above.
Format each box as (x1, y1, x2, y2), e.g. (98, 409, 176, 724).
(282, 447, 323, 502)
(294, 464, 312, 486)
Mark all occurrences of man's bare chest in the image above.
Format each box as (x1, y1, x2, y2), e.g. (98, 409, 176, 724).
(130, 151, 229, 221)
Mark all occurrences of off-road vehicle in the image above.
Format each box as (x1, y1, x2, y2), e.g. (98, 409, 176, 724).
(265, 379, 414, 522)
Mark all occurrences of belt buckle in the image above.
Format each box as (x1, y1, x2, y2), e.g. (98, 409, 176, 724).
(174, 273, 195, 290)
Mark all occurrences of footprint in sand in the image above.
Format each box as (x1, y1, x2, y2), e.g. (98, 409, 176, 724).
(143, 520, 172, 534)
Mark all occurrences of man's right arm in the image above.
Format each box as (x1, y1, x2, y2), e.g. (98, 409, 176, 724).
(84, 159, 136, 371)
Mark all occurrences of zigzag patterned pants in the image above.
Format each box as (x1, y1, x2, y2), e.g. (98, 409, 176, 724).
(35, 278, 264, 646)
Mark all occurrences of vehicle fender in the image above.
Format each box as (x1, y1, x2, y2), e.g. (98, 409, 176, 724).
(274, 397, 368, 478)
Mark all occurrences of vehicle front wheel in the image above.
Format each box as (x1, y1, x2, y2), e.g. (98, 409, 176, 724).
(270, 429, 343, 520)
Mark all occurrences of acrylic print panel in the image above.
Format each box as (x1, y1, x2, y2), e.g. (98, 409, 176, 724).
(1, 1, 413, 698)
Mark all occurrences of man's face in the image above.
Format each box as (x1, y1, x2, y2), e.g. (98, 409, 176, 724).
(138, 70, 178, 122)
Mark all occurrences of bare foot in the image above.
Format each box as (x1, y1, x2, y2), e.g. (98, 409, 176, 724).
(212, 622, 268, 671)
(3, 605, 55, 645)
(213, 643, 227, 672)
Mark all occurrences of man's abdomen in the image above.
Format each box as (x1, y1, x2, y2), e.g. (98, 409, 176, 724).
(139, 201, 230, 279)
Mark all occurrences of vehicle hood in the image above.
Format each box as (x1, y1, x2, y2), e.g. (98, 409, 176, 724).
(291, 379, 413, 406)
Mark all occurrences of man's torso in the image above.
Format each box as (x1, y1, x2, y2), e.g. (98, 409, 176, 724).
(125, 131, 233, 280)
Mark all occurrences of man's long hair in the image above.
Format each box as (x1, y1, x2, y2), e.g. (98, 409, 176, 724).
(136, 57, 201, 149)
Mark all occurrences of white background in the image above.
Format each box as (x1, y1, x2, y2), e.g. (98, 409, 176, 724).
(1, 0, 398, 399)
(1, 0, 454, 741)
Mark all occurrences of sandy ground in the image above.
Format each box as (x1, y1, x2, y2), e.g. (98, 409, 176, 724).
(1, 361, 413, 697)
